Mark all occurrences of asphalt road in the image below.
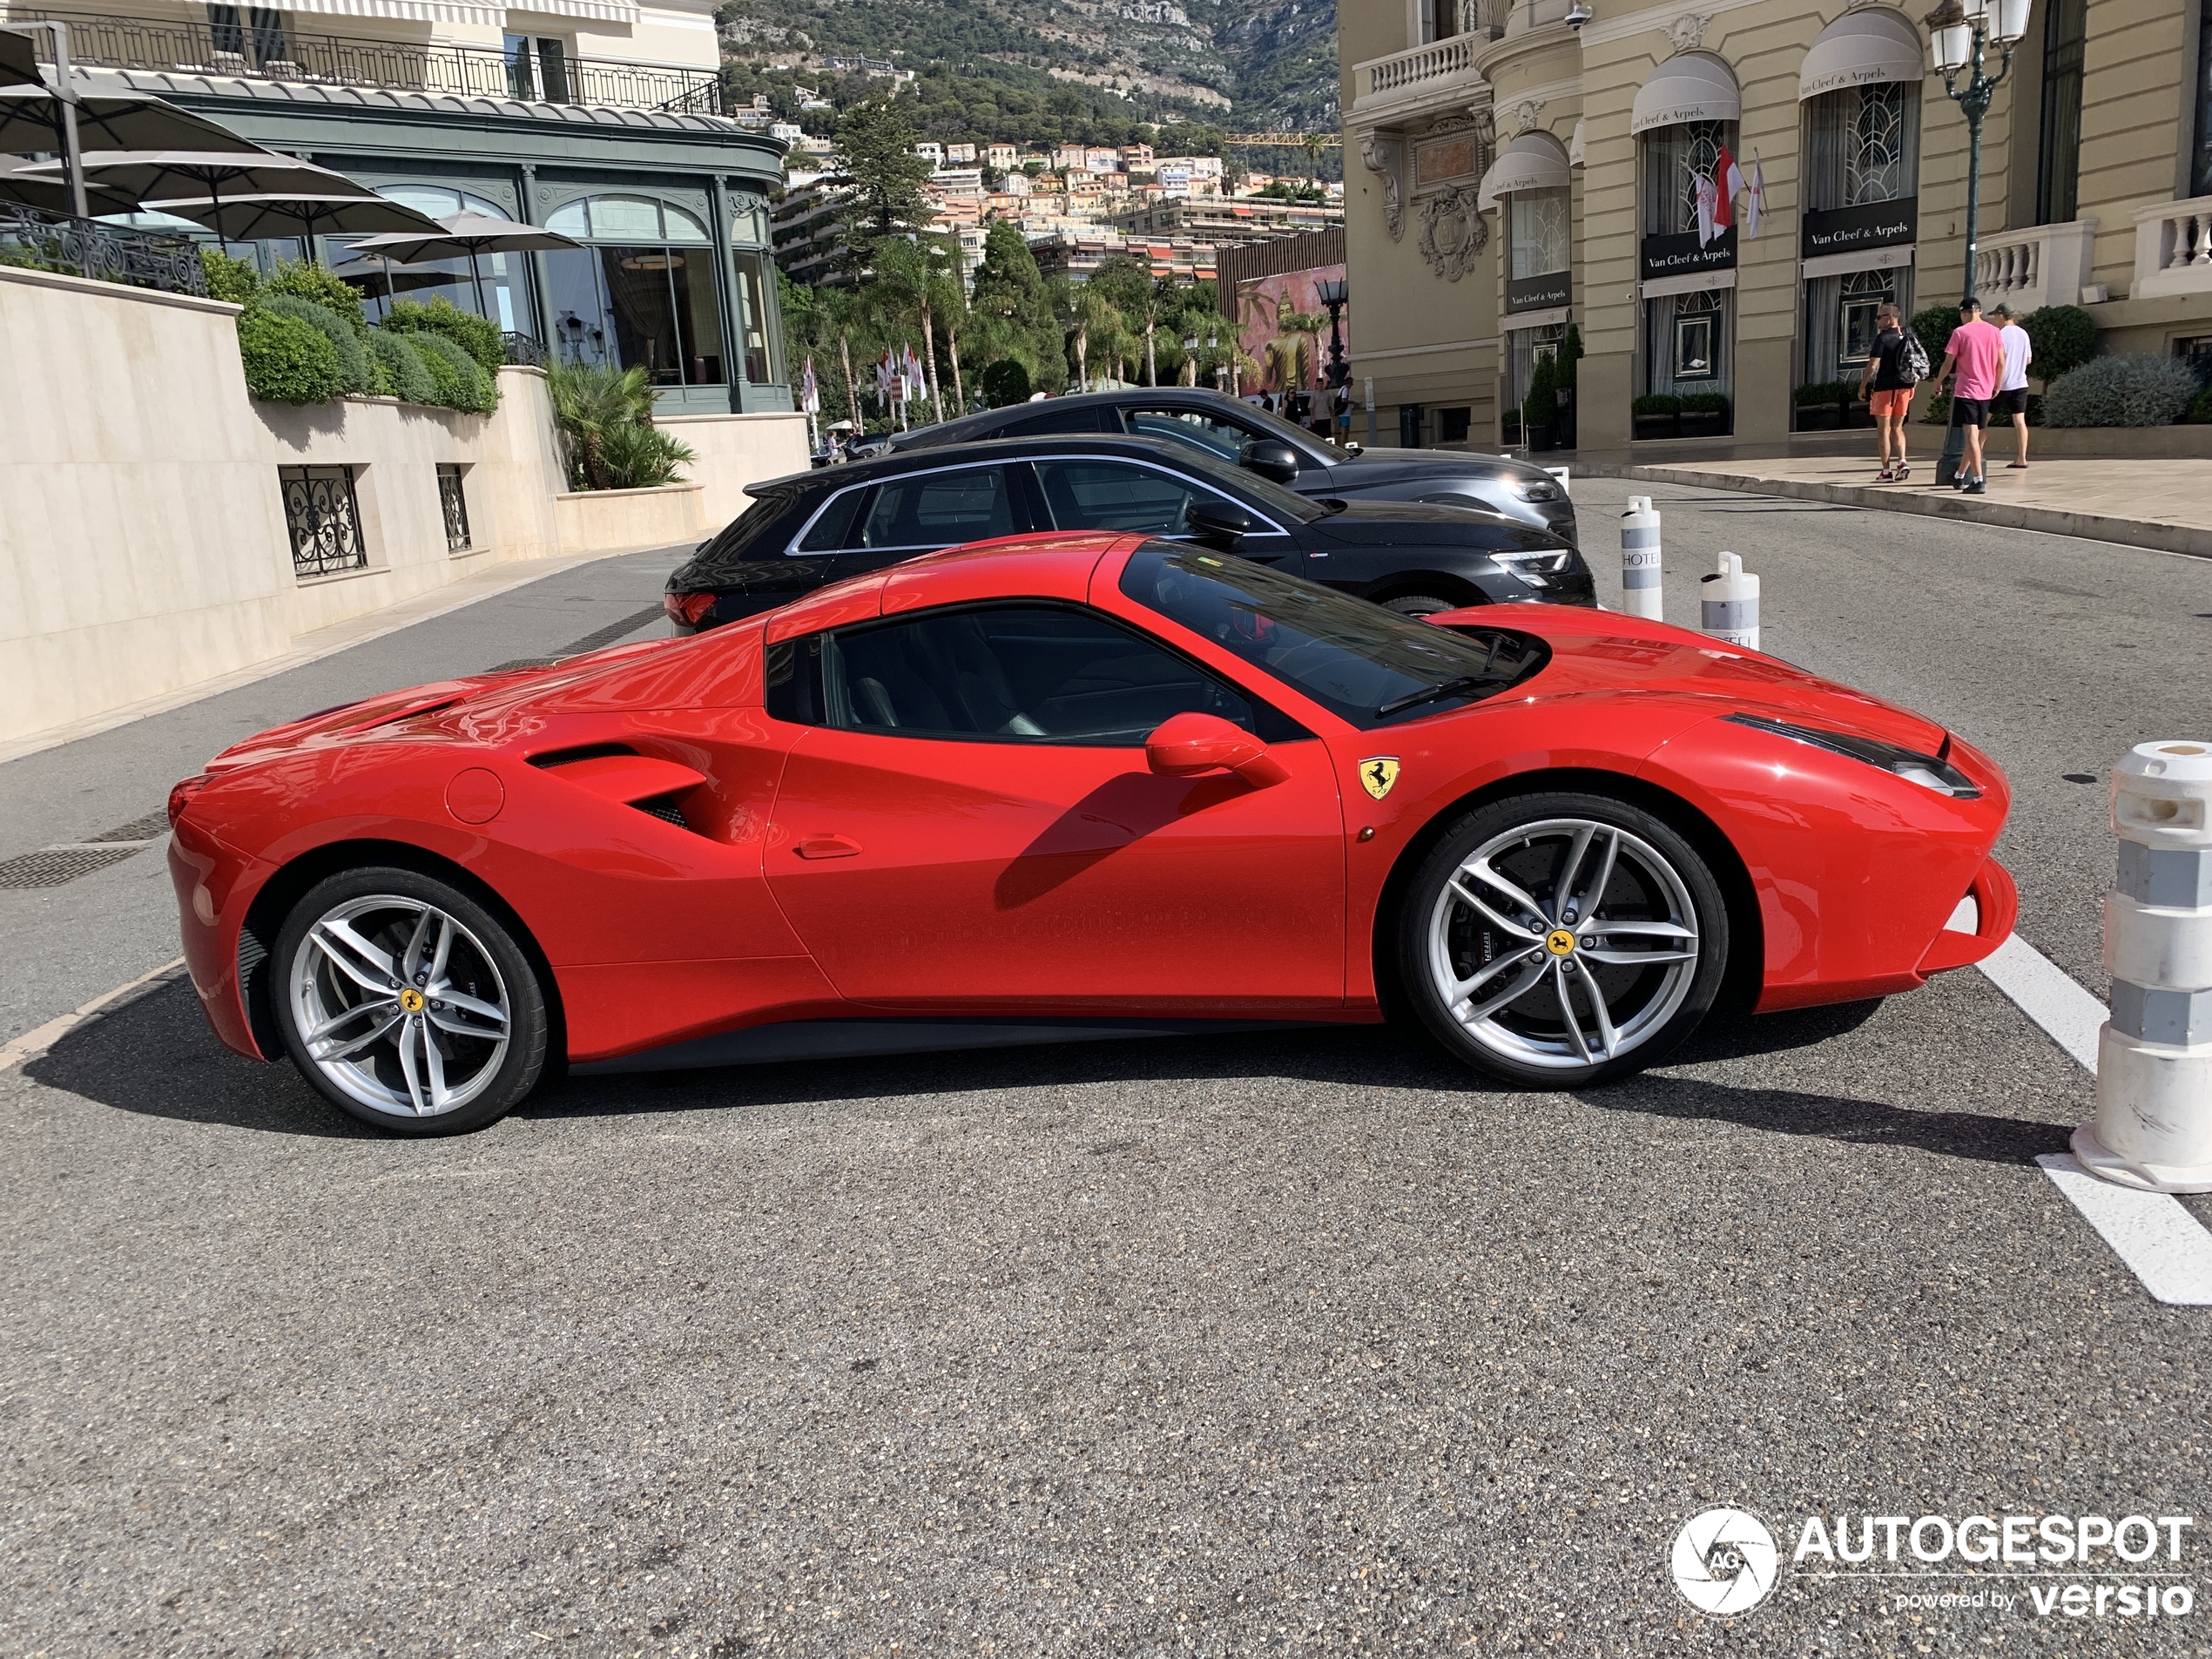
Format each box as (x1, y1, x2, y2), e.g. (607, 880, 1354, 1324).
(4, 495, 2211, 1657)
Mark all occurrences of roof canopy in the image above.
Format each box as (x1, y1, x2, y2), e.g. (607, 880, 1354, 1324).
(1477, 130, 1571, 211)
(1630, 51, 1741, 135)
(1800, 7, 1925, 100)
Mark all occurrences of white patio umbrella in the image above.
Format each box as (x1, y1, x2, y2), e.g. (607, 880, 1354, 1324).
(351, 211, 580, 321)
(147, 189, 445, 246)
(21, 149, 372, 251)
(0, 81, 261, 219)
(0, 152, 134, 213)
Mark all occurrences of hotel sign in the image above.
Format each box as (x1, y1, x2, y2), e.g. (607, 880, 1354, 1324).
(1639, 227, 1737, 282)
(1801, 196, 1918, 260)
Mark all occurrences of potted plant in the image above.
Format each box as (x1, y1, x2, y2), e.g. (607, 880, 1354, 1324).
(1554, 325, 1582, 449)
(1631, 393, 1681, 440)
(1678, 391, 1730, 438)
(1794, 381, 1842, 432)
(1523, 357, 1559, 452)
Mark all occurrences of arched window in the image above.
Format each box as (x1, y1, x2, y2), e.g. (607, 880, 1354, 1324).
(543, 193, 727, 388)
(329, 184, 530, 330)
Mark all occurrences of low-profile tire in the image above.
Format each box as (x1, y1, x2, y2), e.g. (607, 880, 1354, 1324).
(1380, 593, 1460, 618)
(273, 866, 549, 1136)
(1395, 791, 1730, 1088)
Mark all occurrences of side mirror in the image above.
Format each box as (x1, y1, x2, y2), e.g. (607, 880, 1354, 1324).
(1238, 438, 1301, 485)
(1184, 498, 1254, 550)
(1144, 711, 1289, 788)
(1342, 441, 1364, 457)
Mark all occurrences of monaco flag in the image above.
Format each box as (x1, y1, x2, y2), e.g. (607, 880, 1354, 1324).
(1713, 145, 1744, 233)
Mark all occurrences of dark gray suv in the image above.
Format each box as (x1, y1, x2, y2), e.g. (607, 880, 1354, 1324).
(878, 387, 1577, 543)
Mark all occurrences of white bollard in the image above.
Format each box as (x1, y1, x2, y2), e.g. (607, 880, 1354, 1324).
(1620, 496, 1663, 621)
(2074, 741, 2212, 1192)
(1699, 551, 1760, 651)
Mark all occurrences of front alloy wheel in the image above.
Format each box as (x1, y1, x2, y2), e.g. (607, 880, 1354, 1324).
(274, 867, 548, 1134)
(1399, 793, 1729, 1086)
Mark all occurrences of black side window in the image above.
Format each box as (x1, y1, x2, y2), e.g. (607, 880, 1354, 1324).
(999, 406, 1115, 437)
(696, 490, 797, 567)
(804, 604, 1300, 745)
(795, 487, 871, 553)
(765, 635, 824, 725)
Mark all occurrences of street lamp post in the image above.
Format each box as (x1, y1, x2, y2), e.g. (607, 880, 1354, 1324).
(1926, 0, 2029, 482)
(1182, 333, 1199, 388)
(1314, 276, 1349, 389)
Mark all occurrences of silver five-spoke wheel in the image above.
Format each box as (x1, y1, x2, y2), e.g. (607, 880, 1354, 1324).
(288, 894, 512, 1117)
(1423, 814, 1705, 1074)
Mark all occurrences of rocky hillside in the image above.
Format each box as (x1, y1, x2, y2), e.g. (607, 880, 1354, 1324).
(716, 0, 1339, 131)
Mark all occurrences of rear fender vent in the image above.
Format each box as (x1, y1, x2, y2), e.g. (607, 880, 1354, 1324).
(533, 748, 713, 836)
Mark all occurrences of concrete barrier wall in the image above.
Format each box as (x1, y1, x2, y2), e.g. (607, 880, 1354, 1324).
(657, 409, 810, 533)
(0, 272, 802, 748)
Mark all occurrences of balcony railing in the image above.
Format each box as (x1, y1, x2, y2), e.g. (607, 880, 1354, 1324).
(0, 199, 208, 295)
(1357, 35, 1485, 104)
(15, 9, 722, 113)
(1973, 218, 2098, 313)
(2134, 197, 2212, 300)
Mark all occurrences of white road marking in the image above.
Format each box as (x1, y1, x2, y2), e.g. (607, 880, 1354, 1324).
(0, 957, 187, 1074)
(2034, 1155, 2212, 1306)
(1970, 933, 2212, 1308)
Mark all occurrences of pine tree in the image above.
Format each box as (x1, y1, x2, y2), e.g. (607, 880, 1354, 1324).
(833, 97, 934, 274)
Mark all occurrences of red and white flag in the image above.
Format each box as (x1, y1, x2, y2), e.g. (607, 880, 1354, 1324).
(1712, 145, 1744, 233)
(1693, 172, 1718, 247)
(1745, 157, 1765, 238)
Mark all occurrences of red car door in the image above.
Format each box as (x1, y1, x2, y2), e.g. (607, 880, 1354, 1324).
(762, 602, 1346, 1015)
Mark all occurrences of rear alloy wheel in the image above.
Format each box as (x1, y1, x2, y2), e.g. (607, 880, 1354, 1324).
(1380, 594, 1460, 618)
(273, 867, 548, 1134)
(1397, 792, 1729, 1087)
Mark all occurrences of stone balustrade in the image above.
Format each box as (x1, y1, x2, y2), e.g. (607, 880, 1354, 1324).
(2133, 197, 2212, 300)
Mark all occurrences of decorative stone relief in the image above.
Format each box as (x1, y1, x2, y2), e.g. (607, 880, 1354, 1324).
(1359, 130, 1406, 241)
(1503, 98, 1548, 137)
(1417, 185, 1490, 280)
(1665, 10, 1713, 51)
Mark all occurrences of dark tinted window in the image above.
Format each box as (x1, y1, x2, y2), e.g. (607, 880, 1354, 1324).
(1125, 406, 1258, 463)
(823, 604, 1261, 745)
(797, 465, 1016, 553)
(696, 489, 798, 566)
(1121, 543, 1547, 728)
(1033, 458, 1248, 537)
(997, 405, 1116, 437)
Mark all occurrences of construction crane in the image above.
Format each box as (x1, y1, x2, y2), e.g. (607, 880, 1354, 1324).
(1224, 131, 1344, 183)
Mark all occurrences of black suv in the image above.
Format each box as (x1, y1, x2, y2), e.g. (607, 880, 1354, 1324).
(874, 387, 1577, 543)
(664, 435, 1594, 631)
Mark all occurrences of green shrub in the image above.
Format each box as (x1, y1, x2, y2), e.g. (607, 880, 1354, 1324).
(367, 330, 440, 405)
(2041, 354, 2201, 426)
(1793, 380, 1851, 405)
(598, 420, 698, 489)
(265, 259, 368, 336)
(408, 330, 465, 405)
(2183, 385, 2212, 425)
(237, 306, 342, 404)
(1910, 303, 1958, 364)
(385, 296, 503, 377)
(980, 357, 1032, 408)
(1921, 389, 1952, 426)
(1631, 393, 1681, 415)
(1678, 392, 1729, 414)
(257, 293, 371, 395)
(2020, 303, 2098, 382)
(407, 331, 498, 413)
(1521, 356, 1559, 427)
(200, 247, 260, 306)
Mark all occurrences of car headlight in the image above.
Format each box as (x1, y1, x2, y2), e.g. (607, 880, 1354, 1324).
(1494, 547, 1575, 586)
(1724, 712, 1981, 798)
(1513, 480, 1562, 502)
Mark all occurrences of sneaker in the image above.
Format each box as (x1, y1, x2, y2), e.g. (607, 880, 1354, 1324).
(1876, 467, 1898, 483)
(1965, 477, 1986, 495)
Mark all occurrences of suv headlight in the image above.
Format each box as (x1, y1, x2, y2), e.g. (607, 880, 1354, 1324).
(1494, 547, 1575, 586)
(1725, 712, 1980, 799)
(1513, 480, 1561, 502)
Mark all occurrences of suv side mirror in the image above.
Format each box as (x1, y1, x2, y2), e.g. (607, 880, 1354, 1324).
(1144, 711, 1289, 788)
(1238, 438, 1301, 485)
(1184, 499, 1255, 549)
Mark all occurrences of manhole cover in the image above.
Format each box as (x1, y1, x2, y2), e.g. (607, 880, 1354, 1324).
(87, 811, 172, 844)
(0, 846, 143, 889)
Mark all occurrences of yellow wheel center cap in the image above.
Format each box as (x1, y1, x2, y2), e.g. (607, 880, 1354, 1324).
(1545, 928, 1577, 957)
(399, 987, 426, 1013)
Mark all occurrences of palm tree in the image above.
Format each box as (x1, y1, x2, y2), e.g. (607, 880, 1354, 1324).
(1050, 278, 1124, 394)
(547, 361, 655, 490)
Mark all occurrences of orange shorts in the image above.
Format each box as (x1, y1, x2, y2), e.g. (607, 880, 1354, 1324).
(1869, 388, 1912, 418)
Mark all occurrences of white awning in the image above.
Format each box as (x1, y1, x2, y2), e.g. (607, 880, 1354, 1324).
(1629, 51, 1741, 135)
(1477, 130, 1569, 211)
(1799, 7, 1924, 100)
(501, 0, 644, 19)
(286, 0, 507, 24)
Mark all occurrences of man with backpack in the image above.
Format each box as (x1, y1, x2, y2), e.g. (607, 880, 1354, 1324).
(1858, 303, 1927, 482)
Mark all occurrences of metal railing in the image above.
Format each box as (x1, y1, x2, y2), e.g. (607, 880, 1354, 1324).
(14, 9, 721, 113)
(501, 330, 548, 367)
(0, 199, 208, 295)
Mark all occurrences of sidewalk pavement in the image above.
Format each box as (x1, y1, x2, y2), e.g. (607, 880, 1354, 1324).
(1567, 444, 2212, 561)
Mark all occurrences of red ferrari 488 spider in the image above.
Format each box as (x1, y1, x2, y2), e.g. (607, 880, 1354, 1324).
(168, 531, 2015, 1135)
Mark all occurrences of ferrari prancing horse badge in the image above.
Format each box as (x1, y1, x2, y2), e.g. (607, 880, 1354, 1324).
(1359, 757, 1400, 799)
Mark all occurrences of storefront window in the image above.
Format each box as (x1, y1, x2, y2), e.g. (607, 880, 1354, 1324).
(1800, 84, 1919, 387)
(543, 195, 727, 387)
(1639, 122, 1735, 411)
(326, 185, 531, 333)
(1508, 323, 1566, 408)
(1508, 186, 1570, 280)
(2039, 0, 2088, 223)
(732, 250, 772, 383)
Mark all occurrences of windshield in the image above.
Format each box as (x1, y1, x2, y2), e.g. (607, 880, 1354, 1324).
(1228, 398, 1344, 462)
(1121, 543, 1548, 728)
(1141, 443, 1332, 523)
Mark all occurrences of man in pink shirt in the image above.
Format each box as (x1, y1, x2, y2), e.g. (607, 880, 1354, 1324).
(1936, 296, 2006, 494)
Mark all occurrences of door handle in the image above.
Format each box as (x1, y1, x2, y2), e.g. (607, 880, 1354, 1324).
(795, 833, 863, 860)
